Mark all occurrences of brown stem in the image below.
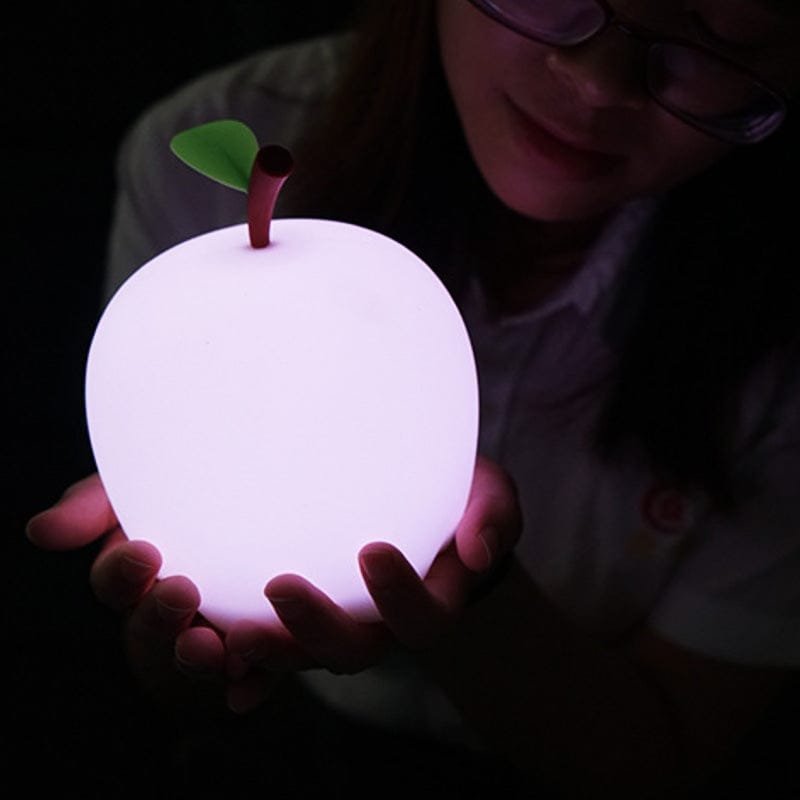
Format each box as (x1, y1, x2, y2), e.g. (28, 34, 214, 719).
(247, 145, 294, 248)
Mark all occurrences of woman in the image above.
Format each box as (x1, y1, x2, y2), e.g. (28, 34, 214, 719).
(27, 1, 800, 796)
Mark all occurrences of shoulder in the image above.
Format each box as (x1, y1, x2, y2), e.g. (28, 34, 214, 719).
(122, 33, 352, 156)
(138, 36, 349, 137)
(105, 34, 353, 298)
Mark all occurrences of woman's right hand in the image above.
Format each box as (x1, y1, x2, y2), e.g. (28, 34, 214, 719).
(26, 474, 230, 705)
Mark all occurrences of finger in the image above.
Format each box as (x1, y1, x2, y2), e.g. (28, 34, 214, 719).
(124, 579, 221, 704)
(263, 575, 386, 674)
(125, 574, 201, 650)
(359, 542, 454, 649)
(226, 671, 285, 715)
(89, 537, 162, 611)
(226, 620, 318, 677)
(26, 473, 119, 550)
(225, 623, 305, 714)
(454, 456, 522, 573)
(419, 539, 475, 611)
(175, 625, 227, 677)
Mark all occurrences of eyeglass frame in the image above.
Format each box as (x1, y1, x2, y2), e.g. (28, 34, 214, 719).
(465, 0, 789, 144)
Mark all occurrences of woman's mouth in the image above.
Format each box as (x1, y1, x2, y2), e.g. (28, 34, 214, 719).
(504, 95, 625, 180)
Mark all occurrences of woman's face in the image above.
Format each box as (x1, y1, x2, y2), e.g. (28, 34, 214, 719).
(437, 0, 797, 222)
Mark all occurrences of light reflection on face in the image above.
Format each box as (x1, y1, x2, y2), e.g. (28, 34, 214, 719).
(436, 0, 798, 222)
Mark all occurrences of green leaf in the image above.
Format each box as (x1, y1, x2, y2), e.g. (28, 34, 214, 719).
(170, 119, 259, 192)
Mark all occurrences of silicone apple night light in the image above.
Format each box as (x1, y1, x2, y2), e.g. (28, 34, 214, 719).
(85, 120, 479, 630)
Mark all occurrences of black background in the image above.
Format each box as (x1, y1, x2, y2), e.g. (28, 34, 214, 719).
(4, 3, 372, 794)
(5, 3, 797, 796)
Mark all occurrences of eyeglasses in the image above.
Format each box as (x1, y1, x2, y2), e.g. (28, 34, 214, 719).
(466, 0, 788, 144)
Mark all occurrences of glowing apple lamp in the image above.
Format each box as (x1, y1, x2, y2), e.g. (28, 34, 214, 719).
(85, 120, 479, 630)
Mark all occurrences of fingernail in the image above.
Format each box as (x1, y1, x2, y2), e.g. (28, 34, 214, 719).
(24, 513, 46, 542)
(155, 597, 195, 624)
(121, 555, 156, 583)
(477, 527, 499, 570)
(238, 645, 264, 662)
(227, 635, 268, 679)
(360, 549, 396, 589)
(175, 652, 212, 676)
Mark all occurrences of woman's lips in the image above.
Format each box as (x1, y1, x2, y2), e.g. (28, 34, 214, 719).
(505, 96, 625, 179)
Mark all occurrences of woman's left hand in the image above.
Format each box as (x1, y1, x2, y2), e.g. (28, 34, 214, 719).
(222, 455, 522, 712)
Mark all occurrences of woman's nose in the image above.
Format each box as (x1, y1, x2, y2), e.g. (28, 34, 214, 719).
(544, 27, 647, 111)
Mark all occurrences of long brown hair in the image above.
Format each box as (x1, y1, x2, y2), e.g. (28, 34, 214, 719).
(597, 123, 799, 510)
(290, 0, 800, 511)
(286, 1, 440, 230)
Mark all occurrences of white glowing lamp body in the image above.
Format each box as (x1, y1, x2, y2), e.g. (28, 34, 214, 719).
(85, 219, 478, 630)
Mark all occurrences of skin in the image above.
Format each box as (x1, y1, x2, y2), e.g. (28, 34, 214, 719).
(26, 0, 800, 795)
(445, 0, 798, 315)
(437, 0, 736, 224)
(26, 461, 521, 710)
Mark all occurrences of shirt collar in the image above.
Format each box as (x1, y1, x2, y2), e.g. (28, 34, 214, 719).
(569, 196, 659, 317)
(465, 196, 660, 327)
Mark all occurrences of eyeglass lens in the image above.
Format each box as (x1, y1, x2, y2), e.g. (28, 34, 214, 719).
(480, 0, 607, 45)
(474, 0, 784, 142)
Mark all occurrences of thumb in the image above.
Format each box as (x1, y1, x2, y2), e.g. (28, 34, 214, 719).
(454, 456, 522, 573)
(26, 473, 118, 550)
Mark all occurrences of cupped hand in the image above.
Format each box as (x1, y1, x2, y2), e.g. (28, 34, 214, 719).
(225, 455, 522, 711)
(26, 474, 225, 702)
(25, 456, 521, 713)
